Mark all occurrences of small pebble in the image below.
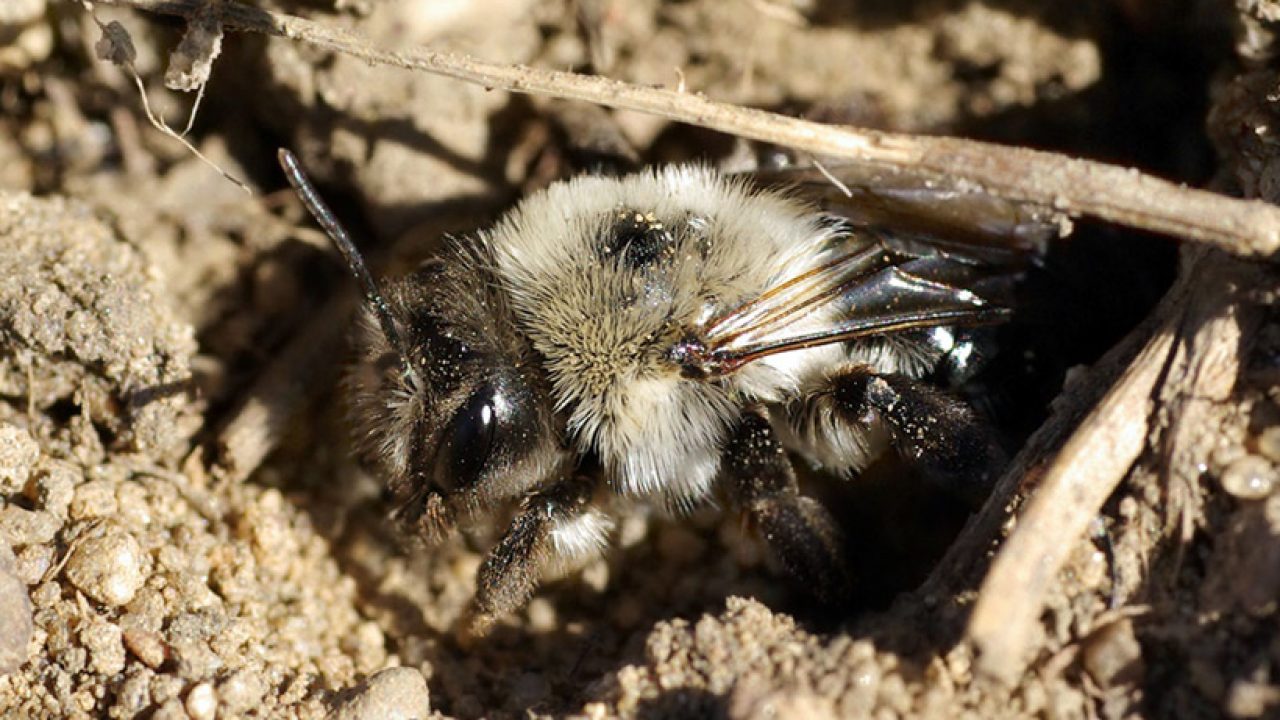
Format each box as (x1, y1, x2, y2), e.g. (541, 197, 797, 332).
(81, 619, 125, 676)
(150, 674, 186, 705)
(115, 670, 153, 716)
(29, 459, 76, 516)
(0, 539, 33, 675)
(64, 529, 147, 606)
(1220, 455, 1277, 500)
(13, 543, 53, 584)
(123, 628, 166, 669)
(347, 621, 388, 674)
(1225, 677, 1280, 718)
(1256, 426, 1280, 463)
(29, 580, 58, 609)
(616, 514, 649, 548)
(526, 598, 557, 633)
(115, 481, 152, 527)
(237, 489, 299, 576)
(0, 424, 39, 494)
(218, 667, 268, 715)
(70, 479, 119, 520)
(1082, 618, 1144, 689)
(150, 697, 188, 720)
(876, 672, 910, 714)
(731, 686, 837, 720)
(329, 666, 430, 720)
(0, 506, 60, 546)
(579, 559, 609, 593)
(185, 681, 218, 720)
(71, 689, 95, 713)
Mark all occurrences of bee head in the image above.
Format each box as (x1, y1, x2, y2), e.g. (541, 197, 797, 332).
(346, 250, 563, 537)
(278, 149, 561, 539)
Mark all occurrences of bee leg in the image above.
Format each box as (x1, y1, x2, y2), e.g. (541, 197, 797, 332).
(722, 407, 852, 605)
(464, 474, 609, 636)
(831, 368, 1005, 507)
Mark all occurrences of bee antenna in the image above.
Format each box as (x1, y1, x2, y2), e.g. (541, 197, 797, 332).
(277, 148, 419, 385)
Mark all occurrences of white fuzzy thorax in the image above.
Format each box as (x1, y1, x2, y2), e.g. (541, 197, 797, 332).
(486, 166, 850, 508)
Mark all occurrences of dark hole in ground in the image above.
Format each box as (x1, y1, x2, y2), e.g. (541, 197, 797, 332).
(44, 397, 80, 426)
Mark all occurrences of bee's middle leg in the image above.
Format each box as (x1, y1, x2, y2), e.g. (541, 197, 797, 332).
(465, 474, 611, 635)
(721, 407, 852, 605)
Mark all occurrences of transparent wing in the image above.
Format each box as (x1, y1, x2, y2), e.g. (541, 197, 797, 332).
(747, 162, 1067, 262)
(676, 231, 1021, 378)
(669, 161, 1055, 378)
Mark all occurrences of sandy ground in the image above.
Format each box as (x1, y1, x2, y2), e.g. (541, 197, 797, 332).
(0, 0, 1278, 718)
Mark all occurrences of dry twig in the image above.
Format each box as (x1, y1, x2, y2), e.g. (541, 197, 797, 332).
(966, 319, 1176, 680)
(82, 1, 249, 192)
(94, 0, 1280, 258)
(960, 246, 1262, 681)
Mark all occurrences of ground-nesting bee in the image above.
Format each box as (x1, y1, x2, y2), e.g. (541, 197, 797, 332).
(278, 148, 1045, 634)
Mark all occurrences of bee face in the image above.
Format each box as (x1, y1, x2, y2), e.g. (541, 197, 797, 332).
(347, 250, 563, 533)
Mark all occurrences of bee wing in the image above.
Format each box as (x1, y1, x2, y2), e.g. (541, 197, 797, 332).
(692, 232, 1017, 375)
(748, 162, 1066, 263)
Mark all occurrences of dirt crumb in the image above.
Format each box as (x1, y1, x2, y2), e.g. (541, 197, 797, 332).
(0, 192, 198, 458)
(64, 527, 146, 607)
(0, 539, 32, 676)
(0, 425, 38, 494)
(329, 666, 434, 720)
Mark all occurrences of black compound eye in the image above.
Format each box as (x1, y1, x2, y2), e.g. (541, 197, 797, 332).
(434, 385, 500, 492)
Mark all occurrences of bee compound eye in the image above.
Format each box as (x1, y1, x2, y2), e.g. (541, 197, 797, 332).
(434, 385, 501, 492)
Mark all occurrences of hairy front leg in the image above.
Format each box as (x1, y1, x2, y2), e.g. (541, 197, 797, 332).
(465, 474, 611, 636)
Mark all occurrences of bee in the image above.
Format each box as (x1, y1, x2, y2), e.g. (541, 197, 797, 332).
(278, 148, 1043, 634)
